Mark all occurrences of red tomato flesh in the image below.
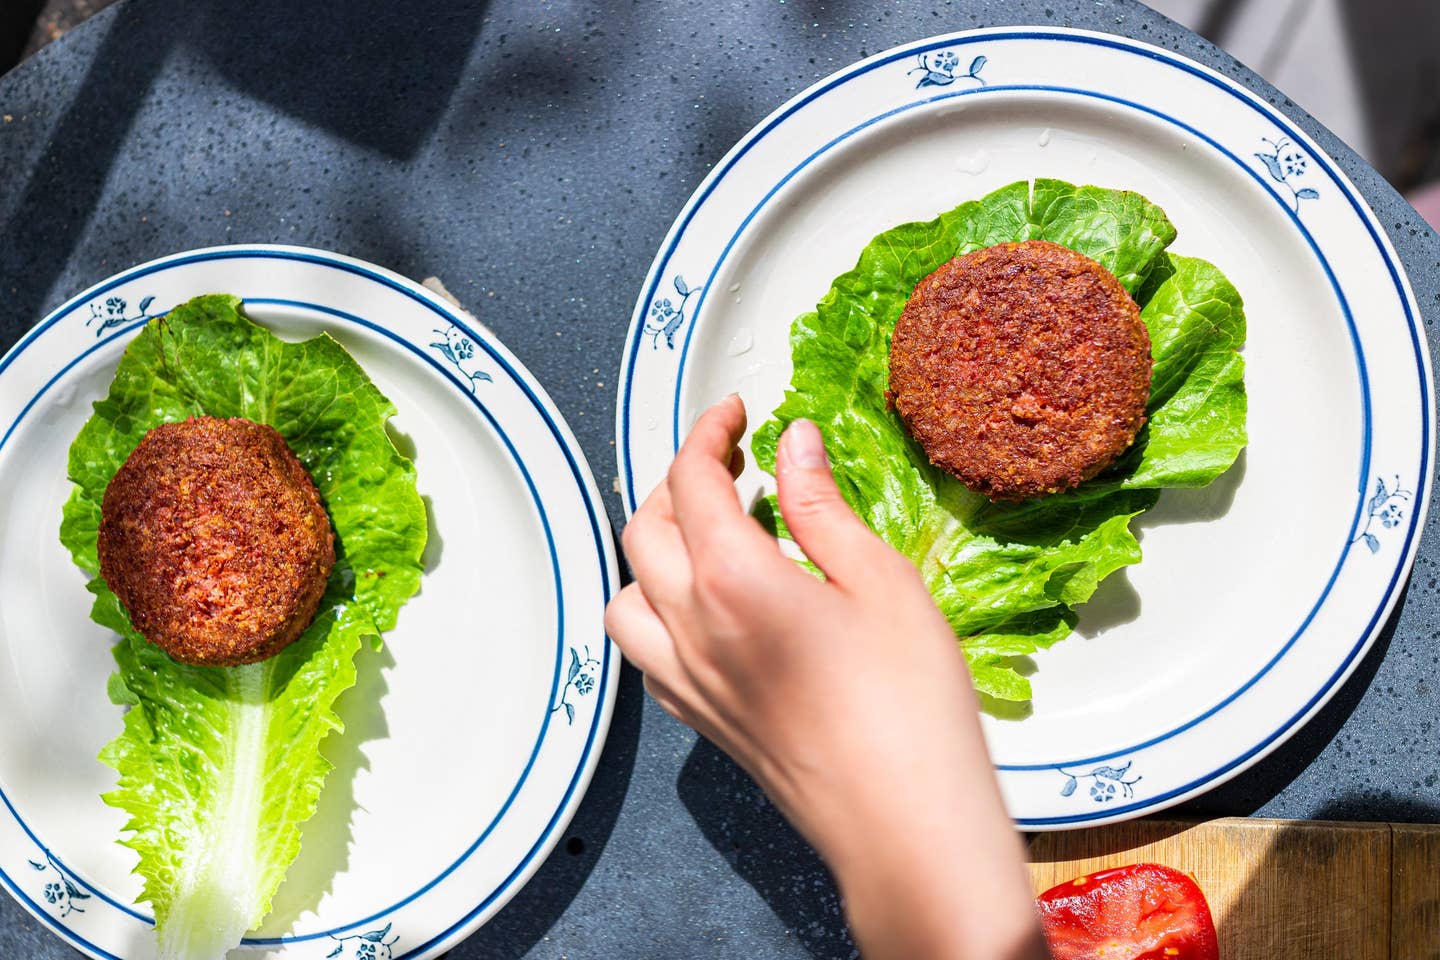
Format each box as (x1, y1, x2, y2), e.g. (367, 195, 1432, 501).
(1036, 863, 1218, 960)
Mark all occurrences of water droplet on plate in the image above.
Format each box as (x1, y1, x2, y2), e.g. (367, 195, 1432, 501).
(726, 329, 754, 356)
(728, 282, 741, 293)
(1037, 128, 1053, 147)
(645, 417, 658, 432)
(955, 150, 990, 175)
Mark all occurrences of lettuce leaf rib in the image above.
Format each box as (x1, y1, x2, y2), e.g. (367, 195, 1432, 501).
(60, 295, 426, 958)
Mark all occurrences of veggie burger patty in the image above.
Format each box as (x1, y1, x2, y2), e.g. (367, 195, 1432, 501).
(887, 240, 1152, 501)
(98, 416, 335, 667)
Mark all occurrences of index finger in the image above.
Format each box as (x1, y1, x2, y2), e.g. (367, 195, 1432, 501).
(668, 395, 775, 557)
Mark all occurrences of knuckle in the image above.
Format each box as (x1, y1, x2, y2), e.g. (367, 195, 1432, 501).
(658, 699, 694, 728)
(665, 458, 700, 500)
(669, 637, 723, 692)
(642, 672, 675, 703)
(620, 515, 645, 555)
(672, 435, 709, 470)
(875, 543, 918, 578)
(602, 585, 640, 634)
(643, 676, 693, 725)
(781, 483, 841, 521)
(869, 541, 915, 569)
(691, 551, 753, 609)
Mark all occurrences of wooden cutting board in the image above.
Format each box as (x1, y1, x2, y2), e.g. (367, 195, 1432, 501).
(1026, 818, 1438, 959)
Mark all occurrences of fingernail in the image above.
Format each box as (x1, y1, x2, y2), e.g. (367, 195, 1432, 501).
(783, 419, 829, 469)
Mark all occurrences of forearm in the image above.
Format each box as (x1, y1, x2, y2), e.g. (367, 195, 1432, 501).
(825, 798, 1046, 960)
(774, 709, 1046, 960)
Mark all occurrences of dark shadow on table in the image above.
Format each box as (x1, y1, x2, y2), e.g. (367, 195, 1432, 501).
(0, 0, 44, 74)
(678, 738, 859, 960)
(447, 644, 643, 958)
(1194, 0, 1247, 44)
(1173, 584, 1406, 818)
(0, 3, 177, 342)
(784, 0, 885, 20)
(191, 0, 488, 162)
(1336, 0, 1440, 190)
(1312, 794, 1440, 824)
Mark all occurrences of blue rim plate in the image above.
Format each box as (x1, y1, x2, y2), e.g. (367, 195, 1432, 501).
(615, 28, 1434, 828)
(0, 246, 618, 958)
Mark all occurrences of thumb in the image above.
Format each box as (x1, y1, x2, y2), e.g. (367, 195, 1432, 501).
(774, 419, 887, 585)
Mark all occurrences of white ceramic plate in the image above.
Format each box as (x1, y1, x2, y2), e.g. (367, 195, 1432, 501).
(616, 28, 1434, 828)
(0, 246, 619, 958)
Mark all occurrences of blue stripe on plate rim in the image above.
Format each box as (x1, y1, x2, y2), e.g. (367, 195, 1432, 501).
(616, 29, 1431, 824)
(0, 247, 617, 958)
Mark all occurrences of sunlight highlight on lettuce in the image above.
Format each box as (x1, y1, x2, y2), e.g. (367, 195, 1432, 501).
(753, 180, 1246, 703)
(59, 295, 426, 959)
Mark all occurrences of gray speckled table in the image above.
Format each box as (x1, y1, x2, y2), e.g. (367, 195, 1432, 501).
(1, 2, 1437, 958)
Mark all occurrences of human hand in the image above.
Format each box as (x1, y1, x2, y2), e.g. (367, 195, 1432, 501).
(605, 394, 1044, 960)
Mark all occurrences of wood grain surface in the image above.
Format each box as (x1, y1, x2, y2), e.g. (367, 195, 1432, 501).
(1392, 823, 1440, 960)
(1026, 818, 1432, 959)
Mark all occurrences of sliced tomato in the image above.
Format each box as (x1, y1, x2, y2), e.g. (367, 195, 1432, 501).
(1036, 862, 1218, 960)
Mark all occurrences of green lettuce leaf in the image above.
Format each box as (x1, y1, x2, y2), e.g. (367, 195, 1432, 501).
(754, 180, 1246, 702)
(59, 295, 426, 958)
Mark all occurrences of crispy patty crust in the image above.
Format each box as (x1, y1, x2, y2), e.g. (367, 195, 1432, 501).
(98, 416, 335, 666)
(887, 240, 1152, 501)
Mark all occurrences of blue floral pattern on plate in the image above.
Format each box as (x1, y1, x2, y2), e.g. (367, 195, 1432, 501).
(1056, 761, 1142, 803)
(86, 294, 159, 337)
(551, 644, 601, 725)
(326, 921, 398, 959)
(430, 325, 494, 392)
(1255, 136, 1319, 212)
(643, 275, 698, 350)
(1351, 475, 1413, 555)
(27, 851, 91, 918)
(908, 49, 986, 88)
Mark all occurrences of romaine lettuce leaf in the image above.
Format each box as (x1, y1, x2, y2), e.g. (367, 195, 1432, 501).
(753, 180, 1245, 702)
(59, 295, 426, 958)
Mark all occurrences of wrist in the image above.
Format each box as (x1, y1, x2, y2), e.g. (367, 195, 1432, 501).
(783, 762, 1042, 960)
(830, 817, 1043, 960)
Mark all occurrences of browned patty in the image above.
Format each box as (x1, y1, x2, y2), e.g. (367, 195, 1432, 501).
(887, 240, 1152, 501)
(97, 416, 335, 667)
